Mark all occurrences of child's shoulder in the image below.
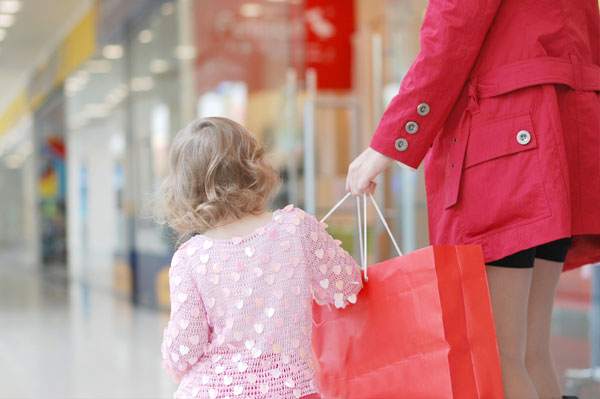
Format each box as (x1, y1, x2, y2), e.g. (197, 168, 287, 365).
(169, 235, 209, 274)
(274, 204, 326, 230)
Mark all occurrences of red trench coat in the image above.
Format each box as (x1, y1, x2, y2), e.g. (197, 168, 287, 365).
(370, 0, 600, 269)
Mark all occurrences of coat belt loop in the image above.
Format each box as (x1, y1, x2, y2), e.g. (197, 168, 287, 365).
(569, 54, 581, 89)
(467, 78, 480, 114)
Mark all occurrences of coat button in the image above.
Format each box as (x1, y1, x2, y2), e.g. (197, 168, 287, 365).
(516, 130, 531, 145)
(405, 121, 419, 134)
(395, 138, 408, 152)
(417, 103, 430, 116)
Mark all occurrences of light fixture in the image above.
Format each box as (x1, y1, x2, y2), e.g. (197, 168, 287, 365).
(112, 83, 129, 98)
(106, 85, 128, 107)
(0, 28, 5, 41)
(130, 76, 154, 92)
(0, 13, 15, 27)
(240, 3, 263, 18)
(69, 114, 89, 130)
(109, 133, 125, 156)
(102, 44, 124, 60)
(16, 140, 32, 158)
(105, 83, 129, 107)
(83, 103, 110, 119)
(160, 2, 174, 16)
(150, 58, 169, 74)
(75, 70, 90, 80)
(5, 153, 23, 169)
(0, 1, 21, 14)
(4, 140, 32, 169)
(86, 59, 111, 73)
(65, 70, 90, 93)
(138, 29, 153, 44)
(174, 45, 196, 60)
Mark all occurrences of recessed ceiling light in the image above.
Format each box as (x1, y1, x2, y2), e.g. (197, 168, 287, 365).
(0, 1, 21, 14)
(160, 2, 174, 16)
(174, 45, 196, 60)
(83, 103, 110, 119)
(240, 3, 263, 18)
(138, 29, 153, 44)
(150, 58, 169, 74)
(86, 59, 111, 73)
(130, 76, 154, 92)
(105, 84, 129, 106)
(102, 44, 124, 60)
(0, 13, 15, 27)
(0, 28, 5, 41)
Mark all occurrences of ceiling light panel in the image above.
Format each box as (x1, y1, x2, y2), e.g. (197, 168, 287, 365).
(0, 1, 21, 14)
(0, 13, 15, 27)
(102, 45, 124, 60)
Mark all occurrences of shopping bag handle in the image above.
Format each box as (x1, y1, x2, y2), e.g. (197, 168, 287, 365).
(320, 192, 403, 281)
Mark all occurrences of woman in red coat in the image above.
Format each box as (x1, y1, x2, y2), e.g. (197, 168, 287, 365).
(346, 0, 600, 397)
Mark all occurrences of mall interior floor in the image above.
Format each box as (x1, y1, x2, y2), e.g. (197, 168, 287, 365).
(0, 249, 597, 398)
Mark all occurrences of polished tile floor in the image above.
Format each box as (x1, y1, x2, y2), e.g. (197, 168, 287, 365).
(0, 261, 177, 398)
(0, 253, 598, 398)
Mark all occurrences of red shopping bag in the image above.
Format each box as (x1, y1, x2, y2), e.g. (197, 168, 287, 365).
(311, 244, 504, 399)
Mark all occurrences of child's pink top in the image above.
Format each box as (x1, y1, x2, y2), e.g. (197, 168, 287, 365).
(161, 205, 362, 399)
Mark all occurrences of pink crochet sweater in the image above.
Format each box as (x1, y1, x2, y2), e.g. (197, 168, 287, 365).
(161, 205, 362, 399)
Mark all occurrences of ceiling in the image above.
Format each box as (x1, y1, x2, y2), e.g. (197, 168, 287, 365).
(0, 0, 90, 112)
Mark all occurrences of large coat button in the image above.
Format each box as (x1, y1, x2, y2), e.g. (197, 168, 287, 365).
(405, 121, 419, 134)
(417, 103, 430, 116)
(516, 130, 531, 145)
(395, 138, 408, 152)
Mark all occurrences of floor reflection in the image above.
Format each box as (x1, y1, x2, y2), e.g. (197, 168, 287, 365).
(0, 255, 598, 398)
(0, 261, 177, 398)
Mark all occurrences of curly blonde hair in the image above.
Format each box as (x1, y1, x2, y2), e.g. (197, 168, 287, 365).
(159, 117, 280, 241)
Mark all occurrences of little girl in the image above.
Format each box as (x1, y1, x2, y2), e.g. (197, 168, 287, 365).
(159, 117, 362, 399)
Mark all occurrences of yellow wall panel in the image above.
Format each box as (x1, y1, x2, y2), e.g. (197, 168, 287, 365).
(0, 91, 28, 138)
(0, 6, 97, 136)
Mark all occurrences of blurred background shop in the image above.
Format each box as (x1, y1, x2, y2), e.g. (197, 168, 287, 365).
(0, 0, 598, 397)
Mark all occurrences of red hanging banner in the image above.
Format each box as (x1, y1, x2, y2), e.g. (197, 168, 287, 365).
(304, 0, 355, 90)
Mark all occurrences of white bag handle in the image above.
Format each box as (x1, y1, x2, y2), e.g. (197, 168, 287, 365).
(320, 192, 402, 281)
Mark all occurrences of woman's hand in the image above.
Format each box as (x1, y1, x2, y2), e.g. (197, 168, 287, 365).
(346, 147, 394, 196)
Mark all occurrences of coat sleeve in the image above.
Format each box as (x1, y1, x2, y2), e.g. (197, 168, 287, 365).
(370, 0, 502, 169)
(161, 248, 209, 380)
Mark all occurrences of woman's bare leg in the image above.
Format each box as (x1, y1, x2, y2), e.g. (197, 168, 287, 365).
(525, 258, 563, 399)
(486, 265, 539, 398)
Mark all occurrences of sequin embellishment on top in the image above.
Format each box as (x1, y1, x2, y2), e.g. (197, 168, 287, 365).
(161, 206, 363, 398)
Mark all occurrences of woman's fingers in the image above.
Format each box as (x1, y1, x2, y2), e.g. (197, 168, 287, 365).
(346, 150, 365, 193)
(346, 147, 393, 196)
(367, 181, 377, 194)
(355, 175, 375, 196)
(347, 157, 375, 195)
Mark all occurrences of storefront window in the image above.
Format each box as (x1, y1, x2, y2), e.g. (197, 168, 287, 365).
(0, 116, 37, 265)
(382, 0, 430, 254)
(65, 47, 128, 287)
(59, 0, 434, 304)
(192, 0, 305, 210)
(128, 1, 182, 306)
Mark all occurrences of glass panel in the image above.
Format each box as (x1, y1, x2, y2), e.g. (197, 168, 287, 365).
(0, 117, 36, 264)
(381, 0, 430, 254)
(129, 1, 181, 307)
(65, 43, 128, 288)
(192, 0, 305, 211)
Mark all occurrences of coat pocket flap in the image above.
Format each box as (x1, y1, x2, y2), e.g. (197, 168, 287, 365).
(464, 113, 537, 169)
